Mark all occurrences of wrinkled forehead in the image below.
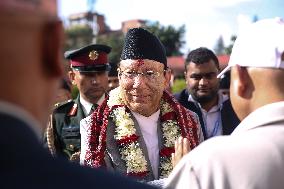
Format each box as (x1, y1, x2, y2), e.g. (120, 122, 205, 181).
(0, 0, 57, 16)
(119, 59, 165, 70)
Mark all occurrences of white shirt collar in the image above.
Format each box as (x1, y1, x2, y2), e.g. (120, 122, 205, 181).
(0, 101, 42, 140)
(131, 110, 160, 126)
(80, 94, 105, 115)
(232, 101, 284, 134)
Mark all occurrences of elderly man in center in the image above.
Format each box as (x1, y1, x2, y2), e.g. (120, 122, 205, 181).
(80, 28, 203, 182)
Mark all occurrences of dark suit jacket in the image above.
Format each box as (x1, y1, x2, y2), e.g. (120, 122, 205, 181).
(0, 112, 156, 189)
(174, 89, 240, 139)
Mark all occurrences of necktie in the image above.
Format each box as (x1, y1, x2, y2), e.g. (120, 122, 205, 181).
(88, 104, 98, 116)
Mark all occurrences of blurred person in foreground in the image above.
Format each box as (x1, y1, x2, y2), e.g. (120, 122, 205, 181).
(80, 28, 203, 182)
(54, 78, 72, 105)
(0, 1, 157, 188)
(165, 17, 284, 189)
(174, 47, 239, 140)
(45, 44, 111, 161)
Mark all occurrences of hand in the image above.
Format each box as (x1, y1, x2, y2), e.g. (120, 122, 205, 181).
(171, 137, 191, 168)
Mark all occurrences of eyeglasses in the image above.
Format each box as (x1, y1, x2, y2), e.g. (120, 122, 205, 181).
(119, 70, 165, 80)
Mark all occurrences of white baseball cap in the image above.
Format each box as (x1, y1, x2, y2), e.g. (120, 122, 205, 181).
(218, 17, 284, 78)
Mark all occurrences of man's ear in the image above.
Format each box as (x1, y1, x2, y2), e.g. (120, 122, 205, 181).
(234, 65, 251, 99)
(164, 69, 172, 87)
(42, 20, 64, 77)
(68, 70, 76, 85)
(184, 70, 190, 85)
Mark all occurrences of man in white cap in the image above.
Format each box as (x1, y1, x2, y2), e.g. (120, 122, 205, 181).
(165, 17, 284, 189)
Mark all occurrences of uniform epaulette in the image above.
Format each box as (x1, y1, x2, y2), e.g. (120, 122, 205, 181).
(53, 99, 74, 112)
(68, 103, 78, 116)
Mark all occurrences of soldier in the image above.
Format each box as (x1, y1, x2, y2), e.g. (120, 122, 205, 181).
(46, 44, 111, 161)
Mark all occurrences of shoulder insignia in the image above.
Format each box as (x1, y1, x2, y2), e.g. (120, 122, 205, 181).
(68, 103, 78, 116)
(53, 100, 75, 114)
(54, 99, 73, 108)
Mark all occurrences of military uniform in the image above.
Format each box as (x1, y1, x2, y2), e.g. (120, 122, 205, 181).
(44, 44, 111, 161)
(49, 97, 85, 159)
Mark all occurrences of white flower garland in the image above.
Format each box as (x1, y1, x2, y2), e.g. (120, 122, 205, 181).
(112, 107, 136, 139)
(108, 87, 181, 178)
(160, 99, 181, 178)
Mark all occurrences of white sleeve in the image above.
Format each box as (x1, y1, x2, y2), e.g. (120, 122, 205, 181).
(79, 116, 91, 165)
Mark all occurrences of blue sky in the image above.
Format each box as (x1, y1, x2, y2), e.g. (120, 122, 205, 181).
(58, 0, 284, 53)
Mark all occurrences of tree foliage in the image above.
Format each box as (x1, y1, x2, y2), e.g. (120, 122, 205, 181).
(224, 35, 237, 55)
(145, 21, 186, 56)
(96, 31, 124, 63)
(64, 25, 93, 51)
(214, 35, 225, 55)
(64, 20, 186, 59)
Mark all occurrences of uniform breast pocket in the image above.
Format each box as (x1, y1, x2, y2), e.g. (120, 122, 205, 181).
(62, 126, 81, 152)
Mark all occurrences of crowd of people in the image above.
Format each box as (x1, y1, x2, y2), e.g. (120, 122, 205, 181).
(1, 0, 284, 189)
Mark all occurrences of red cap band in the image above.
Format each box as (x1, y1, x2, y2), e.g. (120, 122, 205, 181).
(70, 51, 108, 67)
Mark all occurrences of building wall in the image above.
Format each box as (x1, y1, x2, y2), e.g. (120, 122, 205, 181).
(68, 12, 107, 34)
(121, 19, 146, 34)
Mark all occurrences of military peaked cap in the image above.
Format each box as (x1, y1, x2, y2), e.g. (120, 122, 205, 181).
(65, 44, 111, 72)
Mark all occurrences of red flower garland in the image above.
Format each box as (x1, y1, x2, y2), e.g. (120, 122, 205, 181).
(160, 147, 175, 157)
(83, 90, 200, 179)
(116, 134, 139, 145)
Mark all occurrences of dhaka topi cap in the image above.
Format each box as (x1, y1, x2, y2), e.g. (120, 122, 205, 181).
(121, 28, 167, 67)
(65, 44, 111, 72)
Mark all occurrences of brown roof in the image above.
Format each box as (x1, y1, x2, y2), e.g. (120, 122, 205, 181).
(167, 56, 184, 70)
(167, 56, 185, 76)
(217, 54, 230, 70)
(167, 54, 230, 76)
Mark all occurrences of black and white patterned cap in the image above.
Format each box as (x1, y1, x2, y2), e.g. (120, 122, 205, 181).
(121, 28, 167, 67)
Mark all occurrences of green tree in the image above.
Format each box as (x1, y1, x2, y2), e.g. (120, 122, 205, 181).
(64, 25, 93, 51)
(224, 35, 237, 55)
(96, 31, 124, 63)
(214, 35, 225, 55)
(145, 21, 186, 56)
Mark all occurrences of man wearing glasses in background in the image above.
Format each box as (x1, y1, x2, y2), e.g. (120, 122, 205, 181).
(80, 28, 204, 182)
